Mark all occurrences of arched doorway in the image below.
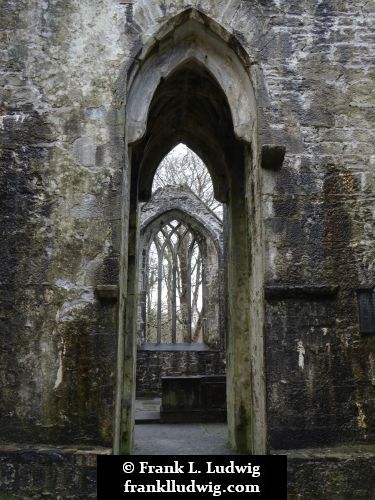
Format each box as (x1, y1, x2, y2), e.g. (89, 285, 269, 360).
(115, 9, 266, 454)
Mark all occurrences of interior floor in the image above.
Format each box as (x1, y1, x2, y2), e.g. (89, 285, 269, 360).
(134, 422, 236, 455)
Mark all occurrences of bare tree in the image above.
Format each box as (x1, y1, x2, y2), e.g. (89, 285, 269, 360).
(153, 144, 222, 218)
(146, 144, 220, 344)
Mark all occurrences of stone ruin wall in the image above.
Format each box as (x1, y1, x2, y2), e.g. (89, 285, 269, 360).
(0, 0, 374, 450)
(136, 351, 226, 396)
(136, 186, 226, 396)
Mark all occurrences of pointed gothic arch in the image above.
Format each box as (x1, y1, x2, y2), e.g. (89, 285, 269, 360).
(139, 197, 225, 350)
(114, 8, 266, 455)
(126, 8, 256, 144)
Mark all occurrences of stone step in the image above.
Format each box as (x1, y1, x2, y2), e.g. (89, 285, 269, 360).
(135, 396, 161, 423)
(135, 411, 160, 423)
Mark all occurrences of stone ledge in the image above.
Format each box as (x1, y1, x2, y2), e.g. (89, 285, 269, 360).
(273, 444, 375, 459)
(0, 443, 112, 456)
(95, 284, 119, 300)
(265, 285, 339, 300)
(138, 342, 213, 351)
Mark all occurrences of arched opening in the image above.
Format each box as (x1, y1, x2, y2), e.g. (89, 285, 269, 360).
(131, 59, 237, 203)
(135, 200, 225, 411)
(115, 9, 266, 455)
(152, 144, 223, 219)
(143, 220, 205, 345)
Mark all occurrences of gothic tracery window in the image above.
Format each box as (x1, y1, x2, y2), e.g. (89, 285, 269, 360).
(145, 220, 204, 345)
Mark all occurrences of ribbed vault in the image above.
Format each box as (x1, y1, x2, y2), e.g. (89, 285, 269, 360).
(131, 60, 243, 203)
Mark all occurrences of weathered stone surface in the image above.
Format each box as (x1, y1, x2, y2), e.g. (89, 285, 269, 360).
(0, 0, 374, 495)
(72, 137, 97, 169)
(279, 445, 375, 500)
(137, 349, 225, 396)
(0, 444, 110, 499)
(160, 375, 227, 423)
(0, 443, 373, 499)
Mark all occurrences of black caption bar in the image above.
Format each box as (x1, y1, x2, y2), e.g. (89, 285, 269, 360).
(97, 455, 287, 499)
